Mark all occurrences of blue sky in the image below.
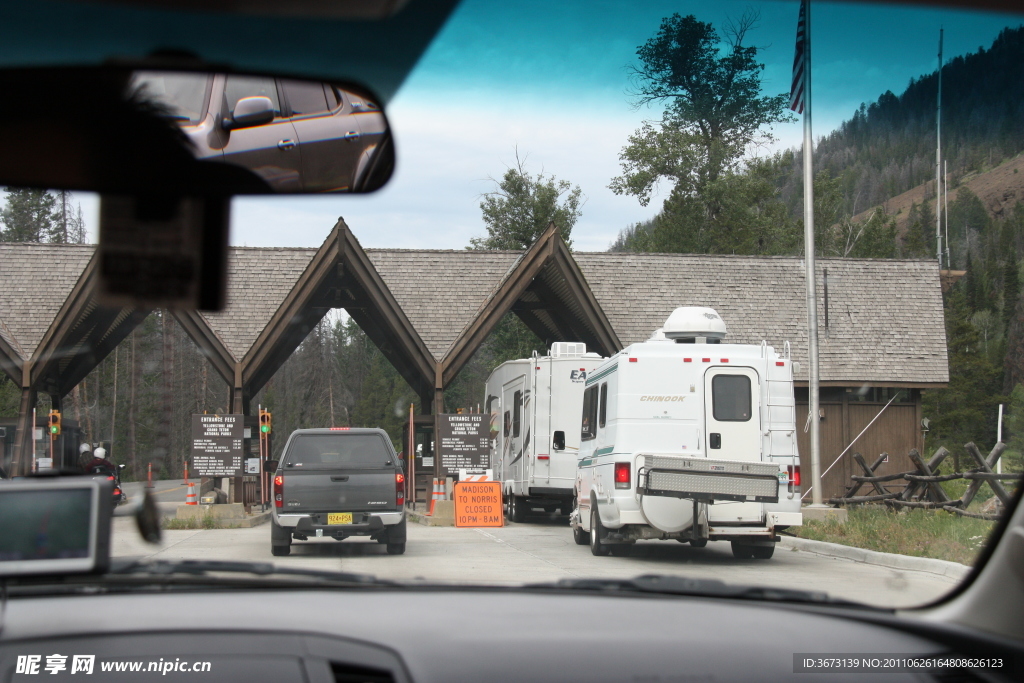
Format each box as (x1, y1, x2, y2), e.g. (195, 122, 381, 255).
(82, 0, 1022, 252)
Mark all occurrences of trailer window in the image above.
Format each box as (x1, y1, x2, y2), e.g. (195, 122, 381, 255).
(513, 390, 522, 437)
(581, 385, 598, 440)
(503, 410, 511, 438)
(712, 375, 752, 421)
(599, 382, 608, 428)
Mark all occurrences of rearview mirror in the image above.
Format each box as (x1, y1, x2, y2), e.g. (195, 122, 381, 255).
(0, 66, 394, 195)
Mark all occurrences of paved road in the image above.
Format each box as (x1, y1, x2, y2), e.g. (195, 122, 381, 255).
(111, 509, 962, 609)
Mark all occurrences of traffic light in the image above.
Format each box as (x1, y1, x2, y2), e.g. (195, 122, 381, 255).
(259, 409, 272, 434)
(48, 409, 61, 436)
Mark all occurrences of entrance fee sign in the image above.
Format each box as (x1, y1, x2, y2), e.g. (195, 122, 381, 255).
(190, 414, 244, 477)
(454, 481, 503, 527)
(437, 414, 488, 473)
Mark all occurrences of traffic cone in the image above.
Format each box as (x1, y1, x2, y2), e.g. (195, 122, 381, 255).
(428, 479, 443, 516)
(185, 481, 198, 505)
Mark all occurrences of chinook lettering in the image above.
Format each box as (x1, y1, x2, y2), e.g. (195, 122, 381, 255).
(640, 396, 687, 402)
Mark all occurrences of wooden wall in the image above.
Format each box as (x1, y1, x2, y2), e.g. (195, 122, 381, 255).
(796, 389, 923, 501)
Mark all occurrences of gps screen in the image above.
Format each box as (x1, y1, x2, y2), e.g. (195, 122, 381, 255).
(0, 488, 92, 562)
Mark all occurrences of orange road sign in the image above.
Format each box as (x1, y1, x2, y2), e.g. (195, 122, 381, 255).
(454, 481, 503, 527)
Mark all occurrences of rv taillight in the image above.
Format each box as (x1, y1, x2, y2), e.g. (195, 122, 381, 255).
(614, 462, 631, 489)
(629, 358, 638, 363)
(274, 474, 284, 508)
(787, 465, 801, 491)
(396, 472, 405, 507)
(776, 361, 785, 366)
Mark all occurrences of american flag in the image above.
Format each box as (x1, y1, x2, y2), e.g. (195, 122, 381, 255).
(789, 0, 807, 114)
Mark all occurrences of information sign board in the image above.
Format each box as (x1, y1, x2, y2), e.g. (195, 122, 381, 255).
(437, 414, 488, 473)
(190, 414, 244, 477)
(453, 481, 503, 528)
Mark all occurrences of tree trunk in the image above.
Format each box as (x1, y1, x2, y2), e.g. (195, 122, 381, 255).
(110, 345, 118, 457)
(127, 328, 139, 480)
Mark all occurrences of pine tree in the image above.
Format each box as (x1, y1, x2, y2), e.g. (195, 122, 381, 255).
(1003, 250, 1020, 330)
(0, 188, 57, 242)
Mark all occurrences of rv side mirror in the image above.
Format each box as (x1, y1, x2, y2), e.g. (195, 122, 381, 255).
(553, 431, 565, 451)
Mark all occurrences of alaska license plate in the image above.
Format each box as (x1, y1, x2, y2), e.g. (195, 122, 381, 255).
(327, 512, 353, 525)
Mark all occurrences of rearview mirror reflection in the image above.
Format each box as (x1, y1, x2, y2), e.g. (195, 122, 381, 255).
(128, 70, 393, 194)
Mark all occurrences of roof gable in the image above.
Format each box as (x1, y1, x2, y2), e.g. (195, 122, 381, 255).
(0, 243, 94, 361)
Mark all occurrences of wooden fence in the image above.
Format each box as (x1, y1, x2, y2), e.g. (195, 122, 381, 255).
(828, 442, 1022, 521)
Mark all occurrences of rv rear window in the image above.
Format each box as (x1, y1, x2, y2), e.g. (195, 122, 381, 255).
(712, 375, 752, 422)
(581, 385, 598, 440)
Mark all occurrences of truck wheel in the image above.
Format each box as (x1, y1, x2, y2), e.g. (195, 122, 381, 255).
(509, 495, 527, 523)
(590, 508, 610, 556)
(386, 542, 406, 555)
(572, 523, 588, 545)
(271, 544, 290, 557)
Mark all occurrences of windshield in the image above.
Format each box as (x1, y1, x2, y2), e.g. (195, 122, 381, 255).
(1, 0, 1023, 611)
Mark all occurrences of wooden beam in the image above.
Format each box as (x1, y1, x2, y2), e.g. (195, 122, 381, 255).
(440, 223, 558, 386)
(547, 239, 621, 357)
(172, 309, 237, 387)
(0, 327, 22, 385)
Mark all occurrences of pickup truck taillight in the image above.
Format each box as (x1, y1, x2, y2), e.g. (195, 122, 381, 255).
(396, 471, 405, 507)
(787, 465, 801, 492)
(614, 462, 631, 489)
(274, 474, 284, 508)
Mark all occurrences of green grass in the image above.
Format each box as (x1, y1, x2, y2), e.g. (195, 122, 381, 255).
(162, 513, 217, 530)
(793, 506, 997, 566)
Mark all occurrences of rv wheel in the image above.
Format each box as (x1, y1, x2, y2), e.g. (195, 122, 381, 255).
(509, 495, 528, 523)
(589, 508, 610, 556)
(572, 523, 588, 545)
(689, 538, 708, 548)
(750, 544, 775, 560)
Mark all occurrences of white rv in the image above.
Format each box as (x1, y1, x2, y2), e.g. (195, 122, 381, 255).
(571, 307, 802, 559)
(485, 342, 605, 522)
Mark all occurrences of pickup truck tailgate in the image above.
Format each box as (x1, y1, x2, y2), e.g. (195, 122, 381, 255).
(279, 432, 399, 512)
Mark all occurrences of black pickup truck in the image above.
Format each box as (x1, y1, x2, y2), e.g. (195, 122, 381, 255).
(270, 428, 406, 556)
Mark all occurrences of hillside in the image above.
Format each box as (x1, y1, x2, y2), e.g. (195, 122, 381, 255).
(852, 152, 1024, 232)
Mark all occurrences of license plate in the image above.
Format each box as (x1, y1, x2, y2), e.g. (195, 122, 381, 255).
(327, 512, 352, 525)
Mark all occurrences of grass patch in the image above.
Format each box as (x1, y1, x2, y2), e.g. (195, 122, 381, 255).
(162, 513, 217, 530)
(793, 506, 996, 566)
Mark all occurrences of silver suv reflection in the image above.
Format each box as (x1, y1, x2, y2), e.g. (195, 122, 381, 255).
(130, 71, 388, 193)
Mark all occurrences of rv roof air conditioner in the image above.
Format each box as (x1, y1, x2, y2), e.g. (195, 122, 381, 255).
(550, 342, 586, 358)
(662, 307, 727, 344)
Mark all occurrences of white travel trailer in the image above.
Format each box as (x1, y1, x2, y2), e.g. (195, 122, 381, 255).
(485, 342, 605, 522)
(572, 307, 802, 559)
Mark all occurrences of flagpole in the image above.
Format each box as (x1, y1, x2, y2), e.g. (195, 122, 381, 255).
(800, 0, 824, 508)
(936, 27, 943, 266)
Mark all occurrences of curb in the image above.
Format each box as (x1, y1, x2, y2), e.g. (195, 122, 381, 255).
(780, 536, 971, 580)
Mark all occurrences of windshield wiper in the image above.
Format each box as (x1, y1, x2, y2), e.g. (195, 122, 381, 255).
(107, 559, 396, 586)
(527, 574, 884, 610)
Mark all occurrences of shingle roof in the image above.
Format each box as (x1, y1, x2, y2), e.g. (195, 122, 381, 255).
(574, 253, 949, 384)
(0, 243, 94, 361)
(367, 249, 523, 361)
(199, 247, 317, 361)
